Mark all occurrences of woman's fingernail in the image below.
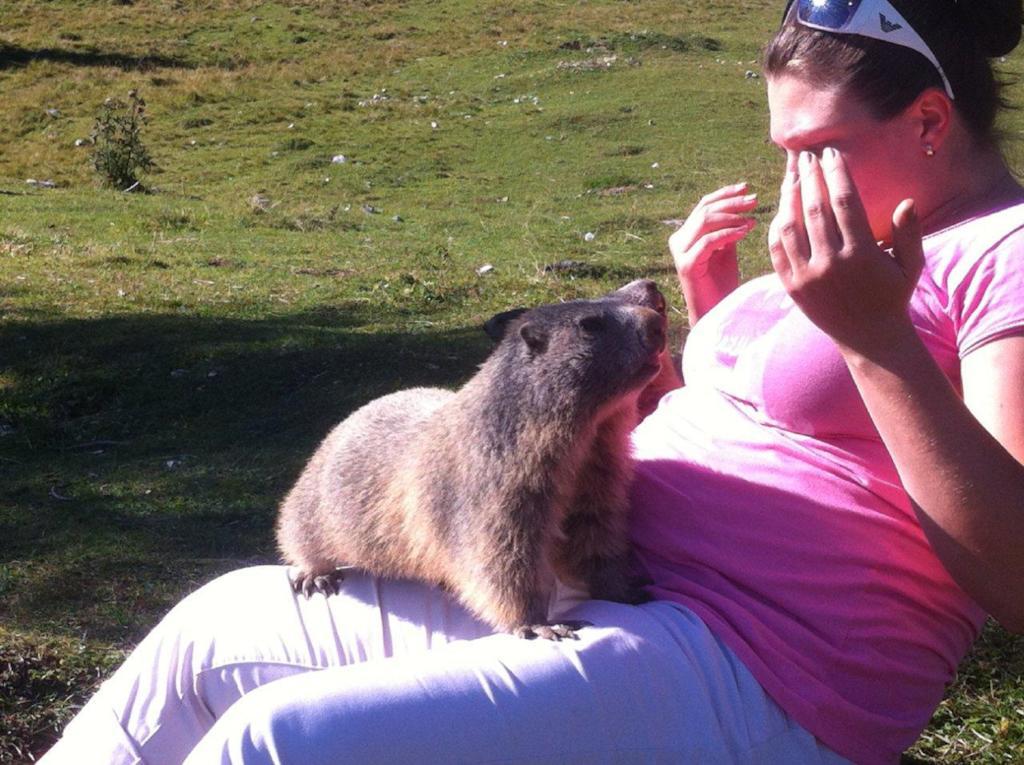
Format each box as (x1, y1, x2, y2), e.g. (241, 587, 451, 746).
(744, 193, 758, 202)
(823, 147, 837, 163)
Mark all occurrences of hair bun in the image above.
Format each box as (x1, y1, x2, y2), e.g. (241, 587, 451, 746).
(959, 0, 1023, 57)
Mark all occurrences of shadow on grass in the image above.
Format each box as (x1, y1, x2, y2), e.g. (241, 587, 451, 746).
(0, 306, 492, 640)
(0, 43, 191, 71)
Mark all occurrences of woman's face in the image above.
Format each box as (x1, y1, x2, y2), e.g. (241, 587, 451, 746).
(767, 73, 919, 242)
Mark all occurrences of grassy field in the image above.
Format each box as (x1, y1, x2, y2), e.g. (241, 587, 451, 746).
(1, 1, 1022, 761)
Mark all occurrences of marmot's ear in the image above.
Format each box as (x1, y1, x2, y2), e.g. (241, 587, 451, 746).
(519, 322, 549, 354)
(483, 307, 529, 343)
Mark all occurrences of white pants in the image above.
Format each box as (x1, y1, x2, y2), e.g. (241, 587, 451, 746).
(40, 566, 849, 764)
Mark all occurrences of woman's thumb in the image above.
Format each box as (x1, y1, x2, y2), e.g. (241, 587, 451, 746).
(891, 198, 925, 283)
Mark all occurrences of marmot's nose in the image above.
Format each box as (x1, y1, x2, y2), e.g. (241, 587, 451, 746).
(642, 281, 667, 315)
(633, 307, 666, 349)
(648, 314, 666, 349)
(615, 279, 666, 313)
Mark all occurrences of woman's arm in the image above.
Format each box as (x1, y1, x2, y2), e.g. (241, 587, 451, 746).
(669, 183, 759, 326)
(639, 183, 757, 414)
(841, 329, 1024, 633)
(770, 148, 1024, 632)
(638, 182, 758, 413)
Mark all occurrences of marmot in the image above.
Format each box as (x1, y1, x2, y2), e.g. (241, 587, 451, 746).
(276, 279, 668, 639)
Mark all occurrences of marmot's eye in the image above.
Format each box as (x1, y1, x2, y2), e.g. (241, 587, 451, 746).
(578, 316, 605, 333)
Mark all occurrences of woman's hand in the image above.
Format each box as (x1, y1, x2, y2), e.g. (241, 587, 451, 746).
(670, 182, 759, 325)
(767, 149, 925, 356)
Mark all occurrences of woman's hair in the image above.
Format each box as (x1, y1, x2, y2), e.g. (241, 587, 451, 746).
(763, 0, 1023, 147)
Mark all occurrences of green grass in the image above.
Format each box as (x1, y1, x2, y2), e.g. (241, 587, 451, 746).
(1, 1, 1023, 761)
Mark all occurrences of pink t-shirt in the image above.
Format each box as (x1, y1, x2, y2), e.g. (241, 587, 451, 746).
(629, 201, 1024, 764)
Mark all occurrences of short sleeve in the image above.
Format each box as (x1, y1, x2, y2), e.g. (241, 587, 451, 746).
(950, 226, 1024, 358)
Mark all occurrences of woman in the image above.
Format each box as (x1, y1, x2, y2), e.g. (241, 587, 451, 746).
(41, 1, 1024, 763)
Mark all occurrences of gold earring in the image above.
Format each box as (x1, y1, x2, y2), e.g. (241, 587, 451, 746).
(924, 144, 936, 157)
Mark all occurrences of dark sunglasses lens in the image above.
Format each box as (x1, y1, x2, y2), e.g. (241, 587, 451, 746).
(797, 0, 863, 29)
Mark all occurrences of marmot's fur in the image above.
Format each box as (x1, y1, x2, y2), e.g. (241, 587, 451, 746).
(276, 280, 669, 639)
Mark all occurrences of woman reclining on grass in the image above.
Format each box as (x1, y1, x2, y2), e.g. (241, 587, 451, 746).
(41, 1, 1024, 762)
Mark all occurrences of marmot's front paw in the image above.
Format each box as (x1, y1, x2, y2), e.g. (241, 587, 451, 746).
(290, 568, 346, 598)
(514, 620, 592, 641)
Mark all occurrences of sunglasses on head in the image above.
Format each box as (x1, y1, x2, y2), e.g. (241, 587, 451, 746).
(782, 0, 955, 99)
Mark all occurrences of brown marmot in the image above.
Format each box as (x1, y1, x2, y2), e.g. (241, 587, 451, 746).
(276, 279, 669, 639)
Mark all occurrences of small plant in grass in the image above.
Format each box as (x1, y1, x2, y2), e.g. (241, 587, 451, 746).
(89, 90, 155, 191)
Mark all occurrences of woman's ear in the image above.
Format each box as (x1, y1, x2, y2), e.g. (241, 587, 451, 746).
(911, 88, 953, 154)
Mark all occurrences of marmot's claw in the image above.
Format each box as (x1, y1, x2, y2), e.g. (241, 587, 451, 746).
(291, 569, 346, 598)
(301, 577, 318, 598)
(514, 620, 592, 641)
